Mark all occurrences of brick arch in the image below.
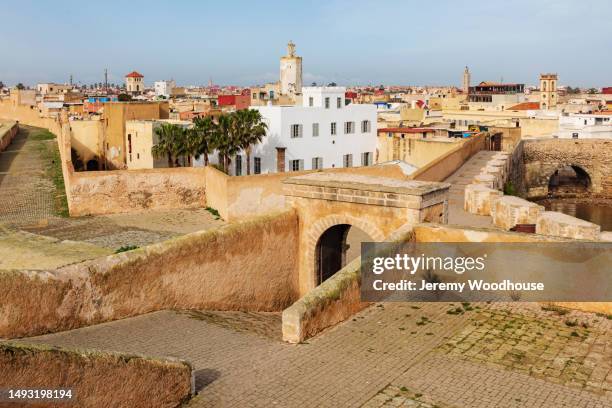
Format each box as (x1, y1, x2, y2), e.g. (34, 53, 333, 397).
(302, 214, 385, 289)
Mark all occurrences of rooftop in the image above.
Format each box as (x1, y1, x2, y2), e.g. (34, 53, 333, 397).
(507, 102, 541, 111)
(378, 127, 435, 133)
(283, 172, 449, 196)
(125, 71, 144, 78)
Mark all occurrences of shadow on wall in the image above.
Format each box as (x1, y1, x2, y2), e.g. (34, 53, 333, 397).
(0, 211, 300, 338)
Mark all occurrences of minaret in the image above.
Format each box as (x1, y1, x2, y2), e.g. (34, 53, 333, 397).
(462, 66, 471, 94)
(280, 41, 303, 97)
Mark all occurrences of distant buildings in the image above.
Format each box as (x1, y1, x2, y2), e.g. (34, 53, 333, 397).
(125, 71, 145, 94)
(462, 67, 470, 94)
(468, 81, 526, 111)
(154, 80, 176, 98)
(37, 83, 72, 96)
(234, 86, 376, 175)
(539, 73, 558, 110)
(555, 113, 612, 139)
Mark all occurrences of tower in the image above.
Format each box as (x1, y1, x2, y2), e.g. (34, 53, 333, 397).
(280, 41, 303, 97)
(462, 66, 471, 94)
(539, 73, 558, 110)
(125, 71, 144, 95)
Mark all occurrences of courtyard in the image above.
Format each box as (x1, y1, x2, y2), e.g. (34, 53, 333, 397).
(25, 302, 612, 408)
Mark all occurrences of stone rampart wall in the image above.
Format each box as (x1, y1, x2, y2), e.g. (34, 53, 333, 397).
(0, 342, 193, 408)
(0, 211, 299, 338)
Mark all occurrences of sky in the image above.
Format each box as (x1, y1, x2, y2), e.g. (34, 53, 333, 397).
(1, 0, 611, 88)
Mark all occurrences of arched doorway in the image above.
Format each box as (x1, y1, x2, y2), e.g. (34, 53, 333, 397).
(315, 224, 373, 285)
(548, 165, 591, 196)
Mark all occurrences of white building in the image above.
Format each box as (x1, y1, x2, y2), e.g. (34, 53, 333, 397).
(554, 113, 612, 139)
(210, 87, 377, 176)
(154, 80, 176, 98)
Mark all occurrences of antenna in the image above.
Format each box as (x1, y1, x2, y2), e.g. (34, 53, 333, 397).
(69, 74, 73, 86)
(104, 69, 108, 92)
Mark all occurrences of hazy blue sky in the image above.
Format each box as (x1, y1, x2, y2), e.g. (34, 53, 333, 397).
(1, 0, 610, 87)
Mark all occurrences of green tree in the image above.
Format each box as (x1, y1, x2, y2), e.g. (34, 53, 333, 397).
(213, 114, 239, 173)
(587, 88, 598, 94)
(117, 93, 132, 102)
(152, 123, 184, 167)
(234, 109, 267, 175)
(0, 81, 5, 89)
(192, 116, 217, 166)
(16, 83, 25, 90)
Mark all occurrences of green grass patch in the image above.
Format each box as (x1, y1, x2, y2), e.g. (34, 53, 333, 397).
(34, 130, 68, 217)
(205, 206, 221, 220)
(115, 245, 139, 253)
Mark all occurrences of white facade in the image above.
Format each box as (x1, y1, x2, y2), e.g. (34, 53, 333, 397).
(154, 80, 176, 98)
(207, 87, 377, 176)
(554, 113, 612, 139)
(125, 119, 193, 169)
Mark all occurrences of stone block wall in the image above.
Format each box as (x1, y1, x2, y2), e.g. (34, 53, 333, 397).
(0, 342, 193, 408)
(491, 196, 544, 230)
(536, 211, 601, 241)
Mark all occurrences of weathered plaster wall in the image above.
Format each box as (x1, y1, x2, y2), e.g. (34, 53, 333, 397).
(70, 119, 103, 165)
(212, 163, 413, 222)
(67, 166, 207, 216)
(410, 133, 486, 182)
(0, 211, 299, 338)
(523, 138, 612, 199)
(0, 342, 193, 408)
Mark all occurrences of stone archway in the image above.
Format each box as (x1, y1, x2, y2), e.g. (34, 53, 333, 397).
(309, 216, 384, 287)
(282, 172, 450, 295)
(547, 164, 592, 197)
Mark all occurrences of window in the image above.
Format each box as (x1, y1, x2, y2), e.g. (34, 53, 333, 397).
(331, 122, 337, 135)
(235, 155, 242, 176)
(361, 152, 372, 166)
(343, 154, 353, 168)
(361, 120, 371, 133)
(254, 157, 261, 174)
(337, 97, 342, 108)
(290, 124, 303, 138)
(344, 121, 355, 134)
(312, 123, 319, 137)
(290, 159, 304, 171)
(325, 97, 330, 109)
(312, 157, 323, 170)
(309, 97, 314, 107)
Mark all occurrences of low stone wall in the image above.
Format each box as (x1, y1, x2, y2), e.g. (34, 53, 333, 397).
(282, 257, 365, 343)
(491, 196, 544, 230)
(208, 163, 413, 222)
(67, 166, 208, 216)
(0, 120, 18, 152)
(536, 211, 601, 241)
(464, 184, 502, 216)
(410, 132, 486, 182)
(0, 342, 193, 408)
(282, 226, 414, 343)
(0, 211, 299, 338)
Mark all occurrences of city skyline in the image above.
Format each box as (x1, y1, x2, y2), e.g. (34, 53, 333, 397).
(1, 0, 611, 87)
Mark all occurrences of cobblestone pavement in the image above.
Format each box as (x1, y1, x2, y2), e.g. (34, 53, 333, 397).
(0, 126, 56, 227)
(444, 150, 497, 227)
(0, 125, 224, 250)
(26, 302, 612, 407)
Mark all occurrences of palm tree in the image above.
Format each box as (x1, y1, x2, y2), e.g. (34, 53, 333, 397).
(152, 123, 184, 167)
(214, 114, 237, 173)
(192, 116, 216, 166)
(235, 110, 267, 175)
